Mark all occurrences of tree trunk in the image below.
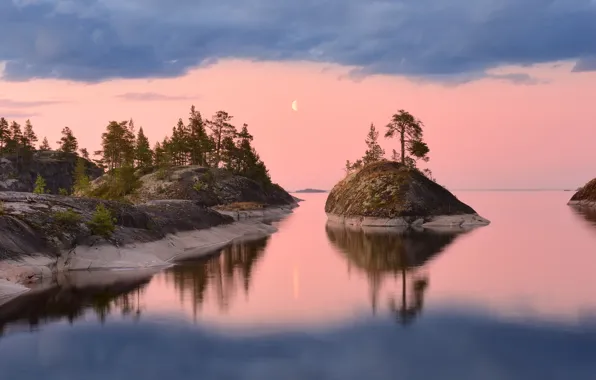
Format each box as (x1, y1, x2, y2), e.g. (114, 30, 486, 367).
(400, 128, 405, 165)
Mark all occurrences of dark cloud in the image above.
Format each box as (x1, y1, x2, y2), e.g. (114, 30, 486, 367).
(116, 92, 197, 101)
(1, 310, 595, 379)
(1, 0, 596, 82)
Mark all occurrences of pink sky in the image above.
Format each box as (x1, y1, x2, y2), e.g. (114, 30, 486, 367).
(1, 59, 595, 191)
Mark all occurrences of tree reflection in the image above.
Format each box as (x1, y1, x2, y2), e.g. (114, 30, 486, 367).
(164, 237, 270, 318)
(0, 277, 150, 336)
(325, 223, 470, 326)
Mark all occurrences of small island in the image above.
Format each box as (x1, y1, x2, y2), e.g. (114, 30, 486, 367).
(568, 178, 596, 208)
(325, 110, 490, 229)
(293, 188, 327, 193)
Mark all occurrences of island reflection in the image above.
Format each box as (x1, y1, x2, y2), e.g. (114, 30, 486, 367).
(163, 236, 270, 317)
(0, 237, 271, 336)
(325, 223, 471, 325)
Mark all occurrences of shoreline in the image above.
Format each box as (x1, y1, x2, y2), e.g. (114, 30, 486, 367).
(0, 205, 296, 306)
(568, 200, 596, 209)
(326, 213, 490, 229)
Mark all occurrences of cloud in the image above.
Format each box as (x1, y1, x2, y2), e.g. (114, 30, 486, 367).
(0, 98, 65, 108)
(1, 310, 595, 379)
(0, 0, 595, 82)
(116, 92, 197, 101)
(0, 111, 40, 119)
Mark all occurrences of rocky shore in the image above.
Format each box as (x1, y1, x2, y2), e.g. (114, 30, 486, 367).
(568, 178, 596, 208)
(0, 191, 295, 304)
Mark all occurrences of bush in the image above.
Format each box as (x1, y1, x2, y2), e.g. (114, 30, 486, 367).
(87, 203, 117, 238)
(193, 181, 204, 192)
(58, 188, 69, 196)
(33, 174, 47, 194)
(0, 201, 5, 216)
(53, 208, 82, 226)
(89, 166, 140, 200)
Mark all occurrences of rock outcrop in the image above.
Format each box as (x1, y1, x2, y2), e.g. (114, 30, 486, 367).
(568, 178, 596, 208)
(0, 151, 103, 194)
(0, 192, 294, 288)
(325, 161, 489, 228)
(90, 165, 295, 207)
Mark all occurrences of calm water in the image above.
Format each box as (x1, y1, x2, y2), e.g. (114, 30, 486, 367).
(1, 191, 596, 379)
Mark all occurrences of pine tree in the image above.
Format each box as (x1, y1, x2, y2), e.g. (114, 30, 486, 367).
(187, 105, 211, 166)
(362, 123, 385, 165)
(21, 119, 38, 153)
(79, 148, 90, 159)
(6, 121, 23, 155)
(33, 174, 47, 194)
(57, 127, 78, 154)
(135, 127, 153, 168)
(385, 110, 430, 168)
(39, 137, 51, 151)
(73, 157, 91, 195)
(0, 117, 9, 152)
(169, 119, 189, 166)
(206, 111, 236, 167)
(99, 121, 135, 170)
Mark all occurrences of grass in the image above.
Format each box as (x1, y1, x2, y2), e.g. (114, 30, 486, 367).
(52, 208, 82, 226)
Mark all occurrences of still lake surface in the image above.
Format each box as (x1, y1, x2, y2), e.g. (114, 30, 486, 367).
(1, 191, 596, 379)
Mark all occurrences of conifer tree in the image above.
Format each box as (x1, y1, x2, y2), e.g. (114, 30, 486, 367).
(79, 148, 90, 159)
(187, 105, 211, 166)
(206, 111, 236, 167)
(362, 123, 385, 165)
(39, 137, 51, 151)
(135, 127, 153, 168)
(21, 119, 38, 153)
(0, 117, 9, 152)
(57, 126, 78, 154)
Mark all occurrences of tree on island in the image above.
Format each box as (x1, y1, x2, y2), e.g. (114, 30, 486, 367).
(0, 103, 276, 198)
(39, 137, 51, 151)
(57, 127, 78, 154)
(344, 109, 435, 181)
(385, 109, 429, 168)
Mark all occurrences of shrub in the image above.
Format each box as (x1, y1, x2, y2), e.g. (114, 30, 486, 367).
(73, 158, 91, 195)
(89, 166, 140, 200)
(33, 174, 47, 194)
(0, 201, 5, 216)
(87, 203, 117, 238)
(193, 181, 204, 192)
(53, 208, 82, 226)
(58, 188, 69, 196)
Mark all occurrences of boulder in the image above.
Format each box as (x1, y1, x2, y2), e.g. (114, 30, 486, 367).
(324, 161, 490, 228)
(568, 178, 596, 208)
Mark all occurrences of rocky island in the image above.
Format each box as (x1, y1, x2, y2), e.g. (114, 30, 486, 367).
(568, 178, 596, 208)
(328, 110, 489, 229)
(0, 108, 296, 303)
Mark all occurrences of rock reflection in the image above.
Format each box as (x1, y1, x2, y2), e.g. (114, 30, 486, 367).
(0, 271, 152, 336)
(325, 223, 470, 325)
(570, 205, 596, 228)
(164, 236, 270, 318)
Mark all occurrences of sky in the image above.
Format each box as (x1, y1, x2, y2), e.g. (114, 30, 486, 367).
(1, 0, 596, 191)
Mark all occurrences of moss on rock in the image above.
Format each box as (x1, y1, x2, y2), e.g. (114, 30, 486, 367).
(325, 161, 476, 219)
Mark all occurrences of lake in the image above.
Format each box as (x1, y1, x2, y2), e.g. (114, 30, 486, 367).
(1, 191, 596, 379)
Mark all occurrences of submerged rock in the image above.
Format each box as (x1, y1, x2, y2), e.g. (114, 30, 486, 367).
(324, 161, 489, 228)
(568, 178, 596, 208)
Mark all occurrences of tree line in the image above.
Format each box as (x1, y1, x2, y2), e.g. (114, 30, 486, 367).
(345, 109, 434, 181)
(0, 105, 273, 186)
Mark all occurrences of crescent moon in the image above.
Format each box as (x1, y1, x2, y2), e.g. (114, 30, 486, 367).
(291, 100, 298, 111)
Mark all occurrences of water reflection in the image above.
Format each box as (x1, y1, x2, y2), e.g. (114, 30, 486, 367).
(163, 236, 270, 318)
(570, 205, 596, 228)
(0, 272, 151, 336)
(325, 223, 469, 325)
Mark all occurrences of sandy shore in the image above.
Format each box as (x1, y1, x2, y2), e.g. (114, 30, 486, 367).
(0, 206, 295, 305)
(326, 213, 490, 229)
